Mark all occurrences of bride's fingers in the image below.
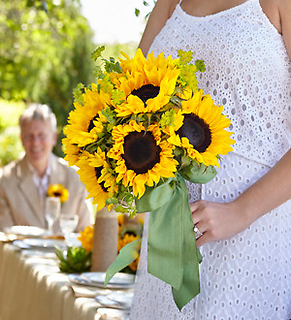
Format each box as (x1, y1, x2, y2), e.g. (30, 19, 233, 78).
(190, 199, 205, 212)
(193, 217, 210, 239)
(191, 202, 207, 238)
(195, 231, 210, 247)
(190, 201, 203, 225)
(193, 224, 203, 239)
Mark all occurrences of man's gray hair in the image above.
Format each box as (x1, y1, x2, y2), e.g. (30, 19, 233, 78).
(19, 103, 57, 132)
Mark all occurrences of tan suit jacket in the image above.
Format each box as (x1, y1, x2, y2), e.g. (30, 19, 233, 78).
(0, 154, 92, 232)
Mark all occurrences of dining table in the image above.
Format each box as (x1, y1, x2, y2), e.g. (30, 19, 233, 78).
(0, 229, 133, 320)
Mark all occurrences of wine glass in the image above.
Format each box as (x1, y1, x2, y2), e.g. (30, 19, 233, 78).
(45, 197, 61, 235)
(59, 214, 79, 245)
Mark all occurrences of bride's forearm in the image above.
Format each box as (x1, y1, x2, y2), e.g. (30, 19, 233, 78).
(233, 149, 291, 224)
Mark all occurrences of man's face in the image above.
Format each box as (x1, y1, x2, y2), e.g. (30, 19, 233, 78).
(20, 119, 57, 167)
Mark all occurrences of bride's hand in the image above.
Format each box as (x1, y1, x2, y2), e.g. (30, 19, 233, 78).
(190, 199, 253, 247)
(191, 149, 291, 247)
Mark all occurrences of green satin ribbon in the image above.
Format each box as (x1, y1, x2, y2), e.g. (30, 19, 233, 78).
(105, 162, 216, 310)
(141, 173, 202, 309)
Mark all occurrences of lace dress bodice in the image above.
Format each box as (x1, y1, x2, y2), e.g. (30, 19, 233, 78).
(130, 0, 291, 319)
(150, 0, 291, 167)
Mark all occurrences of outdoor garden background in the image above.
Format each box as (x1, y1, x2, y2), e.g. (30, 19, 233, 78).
(0, 0, 154, 165)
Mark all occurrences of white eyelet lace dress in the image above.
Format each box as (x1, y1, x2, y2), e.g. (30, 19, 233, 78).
(130, 0, 291, 319)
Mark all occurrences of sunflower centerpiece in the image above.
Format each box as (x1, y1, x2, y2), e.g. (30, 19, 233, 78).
(63, 46, 235, 310)
(47, 184, 69, 203)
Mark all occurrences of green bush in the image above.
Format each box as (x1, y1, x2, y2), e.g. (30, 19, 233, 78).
(0, 99, 25, 166)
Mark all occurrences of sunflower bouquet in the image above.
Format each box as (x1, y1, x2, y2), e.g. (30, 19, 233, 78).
(63, 46, 234, 309)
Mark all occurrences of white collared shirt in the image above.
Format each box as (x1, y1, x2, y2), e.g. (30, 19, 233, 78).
(27, 159, 51, 206)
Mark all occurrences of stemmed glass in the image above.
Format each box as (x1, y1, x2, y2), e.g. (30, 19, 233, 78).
(59, 214, 79, 246)
(45, 197, 61, 235)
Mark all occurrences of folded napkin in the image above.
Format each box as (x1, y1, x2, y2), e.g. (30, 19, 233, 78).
(96, 308, 130, 320)
(69, 284, 112, 298)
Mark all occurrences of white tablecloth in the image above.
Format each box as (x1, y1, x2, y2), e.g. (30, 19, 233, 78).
(0, 241, 129, 320)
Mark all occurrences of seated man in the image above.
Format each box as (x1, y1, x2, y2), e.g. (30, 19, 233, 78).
(0, 103, 92, 232)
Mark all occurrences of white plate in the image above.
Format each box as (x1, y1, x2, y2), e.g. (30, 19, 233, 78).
(4, 226, 47, 237)
(95, 291, 133, 310)
(68, 273, 94, 286)
(107, 291, 134, 305)
(81, 272, 135, 289)
(20, 238, 65, 249)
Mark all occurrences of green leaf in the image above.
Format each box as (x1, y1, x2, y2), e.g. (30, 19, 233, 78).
(105, 239, 141, 285)
(135, 177, 176, 213)
(180, 161, 217, 184)
(177, 49, 193, 64)
(159, 108, 176, 129)
(111, 89, 125, 105)
(135, 8, 140, 17)
(93, 65, 105, 80)
(195, 59, 206, 73)
(73, 83, 85, 104)
(102, 106, 116, 124)
(103, 59, 122, 74)
(91, 46, 106, 62)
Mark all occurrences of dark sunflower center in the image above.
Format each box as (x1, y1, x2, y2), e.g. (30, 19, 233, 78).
(53, 192, 61, 197)
(122, 131, 161, 174)
(88, 115, 98, 132)
(94, 167, 108, 192)
(177, 114, 211, 153)
(131, 84, 160, 104)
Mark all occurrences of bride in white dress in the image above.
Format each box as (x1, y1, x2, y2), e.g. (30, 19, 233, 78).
(130, 0, 291, 319)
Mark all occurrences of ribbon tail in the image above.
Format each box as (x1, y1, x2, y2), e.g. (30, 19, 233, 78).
(172, 246, 202, 310)
(147, 173, 201, 309)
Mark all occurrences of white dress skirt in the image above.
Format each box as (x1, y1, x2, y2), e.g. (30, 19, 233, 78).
(130, 0, 291, 319)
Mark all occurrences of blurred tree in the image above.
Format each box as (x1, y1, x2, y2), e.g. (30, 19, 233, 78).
(134, 0, 156, 18)
(0, 0, 95, 155)
(0, 99, 25, 166)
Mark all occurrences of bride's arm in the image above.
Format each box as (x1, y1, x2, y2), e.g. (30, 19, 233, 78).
(138, 0, 179, 55)
(192, 0, 291, 247)
(260, 0, 291, 57)
(279, 0, 291, 57)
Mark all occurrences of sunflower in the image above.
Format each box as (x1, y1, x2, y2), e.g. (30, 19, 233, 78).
(77, 150, 117, 210)
(168, 90, 235, 167)
(62, 137, 82, 167)
(64, 87, 110, 148)
(78, 225, 94, 252)
(47, 184, 69, 203)
(112, 49, 180, 117)
(108, 120, 178, 198)
(118, 49, 176, 76)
